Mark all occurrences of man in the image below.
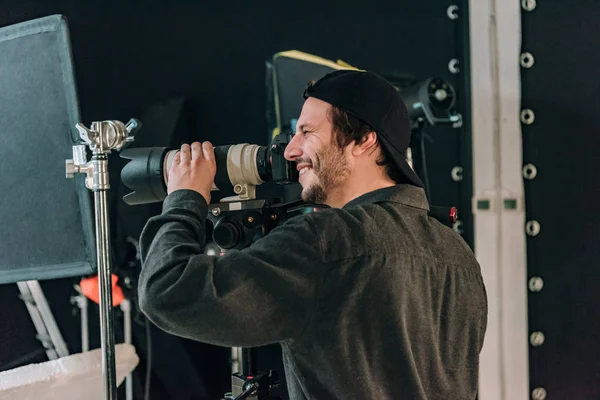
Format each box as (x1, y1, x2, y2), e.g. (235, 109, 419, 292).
(138, 70, 488, 399)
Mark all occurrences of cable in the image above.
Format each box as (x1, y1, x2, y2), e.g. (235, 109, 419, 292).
(419, 130, 432, 202)
(144, 316, 152, 400)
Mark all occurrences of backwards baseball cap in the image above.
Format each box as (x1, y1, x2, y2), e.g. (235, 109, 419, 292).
(303, 69, 424, 188)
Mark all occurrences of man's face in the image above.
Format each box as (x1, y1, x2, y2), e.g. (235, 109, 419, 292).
(284, 97, 350, 205)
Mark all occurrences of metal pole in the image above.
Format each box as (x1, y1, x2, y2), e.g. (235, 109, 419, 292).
(66, 118, 139, 400)
(121, 299, 133, 400)
(232, 347, 242, 374)
(72, 284, 89, 352)
(93, 154, 117, 400)
(81, 294, 89, 352)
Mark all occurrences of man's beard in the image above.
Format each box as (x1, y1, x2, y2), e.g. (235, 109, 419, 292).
(301, 144, 350, 205)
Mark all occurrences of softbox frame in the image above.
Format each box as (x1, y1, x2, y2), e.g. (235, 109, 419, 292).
(0, 15, 96, 283)
(266, 50, 358, 142)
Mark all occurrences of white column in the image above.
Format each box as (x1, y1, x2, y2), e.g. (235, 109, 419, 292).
(468, 0, 529, 399)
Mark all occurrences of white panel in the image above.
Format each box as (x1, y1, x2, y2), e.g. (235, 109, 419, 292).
(496, 1, 530, 398)
(469, 0, 529, 399)
(468, 0, 503, 397)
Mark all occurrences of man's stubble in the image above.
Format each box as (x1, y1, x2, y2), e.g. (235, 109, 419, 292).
(301, 143, 350, 205)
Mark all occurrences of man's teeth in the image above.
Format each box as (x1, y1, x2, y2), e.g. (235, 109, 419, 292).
(300, 167, 311, 175)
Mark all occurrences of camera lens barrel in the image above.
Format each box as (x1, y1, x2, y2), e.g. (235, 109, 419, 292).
(120, 147, 171, 205)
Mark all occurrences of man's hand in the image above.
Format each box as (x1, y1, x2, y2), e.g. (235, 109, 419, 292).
(167, 142, 216, 204)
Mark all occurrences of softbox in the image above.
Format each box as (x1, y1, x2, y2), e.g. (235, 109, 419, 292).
(0, 15, 96, 283)
(266, 50, 357, 142)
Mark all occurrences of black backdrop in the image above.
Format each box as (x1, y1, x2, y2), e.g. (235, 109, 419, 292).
(521, 2, 600, 399)
(0, 1, 472, 399)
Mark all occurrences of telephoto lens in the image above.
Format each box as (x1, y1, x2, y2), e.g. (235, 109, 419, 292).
(120, 144, 271, 205)
(120, 132, 300, 205)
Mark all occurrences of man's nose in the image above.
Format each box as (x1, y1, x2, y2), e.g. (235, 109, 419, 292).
(284, 133, 303, 161)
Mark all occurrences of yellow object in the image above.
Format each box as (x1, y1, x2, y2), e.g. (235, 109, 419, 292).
(272, 50, 361, 71)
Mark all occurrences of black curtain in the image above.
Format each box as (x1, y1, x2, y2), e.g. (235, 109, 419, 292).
(0, 1, 471, 399)
(521, 2, 600, 399)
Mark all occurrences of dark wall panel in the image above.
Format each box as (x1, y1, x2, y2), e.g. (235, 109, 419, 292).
(0, 1, 472, 398)
(521, 2, 600, 399)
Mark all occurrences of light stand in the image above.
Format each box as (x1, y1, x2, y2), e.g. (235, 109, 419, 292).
(66, 119, 139, 400)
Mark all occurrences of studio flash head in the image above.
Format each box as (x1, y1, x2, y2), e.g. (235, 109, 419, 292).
(120, 132, 298, 205)
(395, 77, 461, 128)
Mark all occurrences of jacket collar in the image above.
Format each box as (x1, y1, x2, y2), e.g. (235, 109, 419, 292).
(342, 184, 430, 211)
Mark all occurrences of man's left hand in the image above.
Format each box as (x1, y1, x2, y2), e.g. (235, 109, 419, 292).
(167, 142, 216, 204)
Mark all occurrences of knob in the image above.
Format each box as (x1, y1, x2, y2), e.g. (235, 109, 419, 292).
(65, 160, 76, 178)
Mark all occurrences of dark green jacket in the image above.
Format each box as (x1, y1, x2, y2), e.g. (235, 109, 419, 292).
(138, 184, 488, 399)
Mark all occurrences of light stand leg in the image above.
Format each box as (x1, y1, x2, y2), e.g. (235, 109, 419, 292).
(94, 187, 117, 400)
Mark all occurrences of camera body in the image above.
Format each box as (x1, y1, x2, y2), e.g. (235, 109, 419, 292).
(267, 132, 298, 184)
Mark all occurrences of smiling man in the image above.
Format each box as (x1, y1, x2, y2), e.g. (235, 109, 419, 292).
(138, 70, 488, 399)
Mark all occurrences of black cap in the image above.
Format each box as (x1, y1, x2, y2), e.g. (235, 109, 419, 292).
(303, 69, 424, 188)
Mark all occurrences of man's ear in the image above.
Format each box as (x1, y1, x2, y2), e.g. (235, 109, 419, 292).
(351, 131, 378, 156)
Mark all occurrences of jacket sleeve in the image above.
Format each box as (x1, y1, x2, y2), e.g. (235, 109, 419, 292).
(137, 189, 324, 348)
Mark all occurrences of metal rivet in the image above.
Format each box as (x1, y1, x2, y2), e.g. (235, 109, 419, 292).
(211, 207, 221, 216)
(453, 220, 463, 234)
(447, 5, 459, 20)
(530, 331, 545, 346)
(520, 52, 535, 68)
(531, 387, 547, 400)
(448, 59, 460, 74)
(529, 277, 544, 292)
(523, 164, 538, 180)
(451, 166, 463, 182)
(247, 216, 254, 223)
(526, 220, 541, 236)
(522, 0, 537, 12)
(521, 109, 535, 125)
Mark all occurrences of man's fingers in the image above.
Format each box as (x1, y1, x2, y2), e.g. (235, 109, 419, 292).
(191, 142, 203, 160)
(202, 142, 214, 162)
(180, 144, 191, 164)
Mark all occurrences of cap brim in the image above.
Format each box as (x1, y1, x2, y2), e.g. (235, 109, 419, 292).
(378, 134, 425, 188)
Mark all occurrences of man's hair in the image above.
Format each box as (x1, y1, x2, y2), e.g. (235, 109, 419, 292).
(328, 105, 403, 183)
